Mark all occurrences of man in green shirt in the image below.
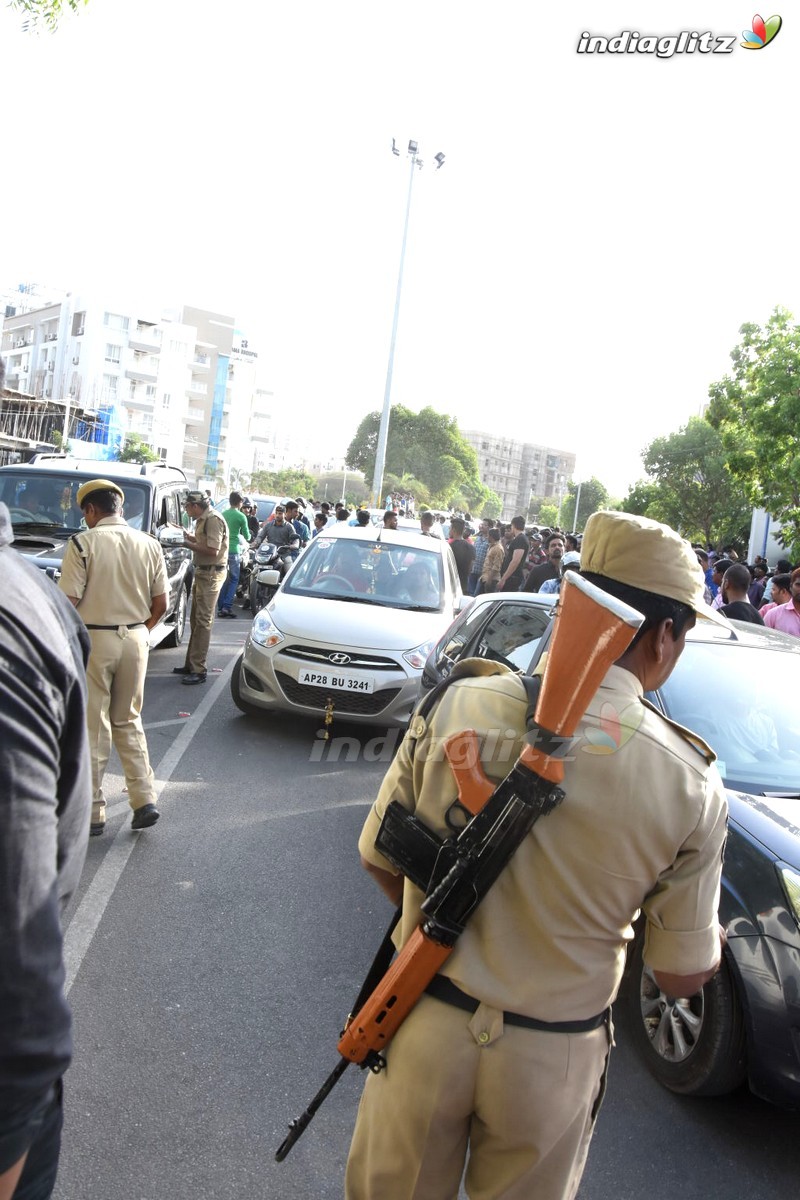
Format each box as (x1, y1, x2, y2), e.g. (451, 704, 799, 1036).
(218, 491, 252, 618)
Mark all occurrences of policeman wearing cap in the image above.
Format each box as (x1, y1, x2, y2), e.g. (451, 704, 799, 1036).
(346, 510, 730, 1199)
(174, 490, 229, 684)
(58, 479, 169, 835)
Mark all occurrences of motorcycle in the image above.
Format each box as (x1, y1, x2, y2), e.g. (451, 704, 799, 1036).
(237, 547, 255, 609)
(249, 543, 295, 613)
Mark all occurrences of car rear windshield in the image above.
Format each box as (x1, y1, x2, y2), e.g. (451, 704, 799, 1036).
(0, 471, 150, 532)
(285, 536, 444, 610)
(658, 638, 800, 794)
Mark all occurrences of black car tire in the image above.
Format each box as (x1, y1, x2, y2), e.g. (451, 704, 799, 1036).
(627, 925, 747, 1096)
(230, 655, 261, 717)
(161, 585, 188, 649)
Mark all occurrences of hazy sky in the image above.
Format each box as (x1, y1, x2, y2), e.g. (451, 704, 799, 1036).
(1, 1, 797, 496)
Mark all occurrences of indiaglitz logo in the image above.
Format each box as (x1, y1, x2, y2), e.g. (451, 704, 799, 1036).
(581, 702, 644, 756)
(577, 15, 784, 57)
(741, 13, 782, 48)
(577, 28, 737, 57)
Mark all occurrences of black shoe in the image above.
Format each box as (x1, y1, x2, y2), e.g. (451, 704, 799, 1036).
(131, 803, 160, 830)
(182, 672, 207, 685)
(220, 610, 237, 619)
(90, 821, 106, 837)
(172, 666, 192, 675)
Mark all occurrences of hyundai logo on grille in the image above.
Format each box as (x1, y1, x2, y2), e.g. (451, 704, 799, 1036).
(329, 652, 352, 665)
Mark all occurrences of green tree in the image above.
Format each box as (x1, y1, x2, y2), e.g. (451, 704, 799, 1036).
(345, 405, 484, 508)
(707, 306, 800, 558)
(10, 0, 87, 31)
(617, 480, 664, 518)
(560, 477, 609, 533)
(228, 466, 251, 492)
(637, 417, 752, 547)
(117, 434, 158, 465)
(313, 471, 370, 507)
(537, 503, 558, 528)
(249, 468, 316, 498)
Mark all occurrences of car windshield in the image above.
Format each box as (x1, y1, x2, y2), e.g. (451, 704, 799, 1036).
(285, 536, 445, 610)
(0, 470, 150, 532)
(657, 637, 800, 795)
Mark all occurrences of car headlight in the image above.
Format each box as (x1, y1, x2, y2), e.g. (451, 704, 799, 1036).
(778, 864, 800, 927)
(251, 609, 285, 649)
(403, 638, 437, 670)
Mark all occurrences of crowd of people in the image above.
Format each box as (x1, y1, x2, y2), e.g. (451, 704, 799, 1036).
(419, 511, 800, 638)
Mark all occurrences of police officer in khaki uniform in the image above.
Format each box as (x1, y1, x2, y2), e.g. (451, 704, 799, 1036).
(173, 491, 228, 685)
(59, 479, 169, 836)
(346, 510, 731, 1200)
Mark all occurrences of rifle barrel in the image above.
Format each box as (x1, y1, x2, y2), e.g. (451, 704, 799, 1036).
(275, 1058, 350, 1162)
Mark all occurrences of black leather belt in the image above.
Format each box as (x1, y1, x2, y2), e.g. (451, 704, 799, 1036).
(425, 975, 608, 1033)
(85, 623, 146, 630)
(197, 564, 225, 571)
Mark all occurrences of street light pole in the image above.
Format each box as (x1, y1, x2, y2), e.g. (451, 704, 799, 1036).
(371, 140, 445, 509)
(572, 479, 582, 534)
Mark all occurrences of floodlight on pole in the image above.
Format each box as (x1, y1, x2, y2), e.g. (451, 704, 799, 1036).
(371, 139, 445, 509)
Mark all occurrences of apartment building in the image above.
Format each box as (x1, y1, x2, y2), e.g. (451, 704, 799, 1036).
(461, 428, 576, 522)
(1, 291, 262, 483)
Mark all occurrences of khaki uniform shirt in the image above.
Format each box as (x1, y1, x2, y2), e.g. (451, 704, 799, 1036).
(358, 660, 727, 1022)
(58, 515, 168, 626)
(191, 509, 228, 566)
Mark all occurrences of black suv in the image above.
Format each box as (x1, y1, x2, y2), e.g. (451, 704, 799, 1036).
(0, 456, 194, 648)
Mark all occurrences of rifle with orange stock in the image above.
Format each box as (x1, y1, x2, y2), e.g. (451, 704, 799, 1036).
(275, 572, 643, 1162)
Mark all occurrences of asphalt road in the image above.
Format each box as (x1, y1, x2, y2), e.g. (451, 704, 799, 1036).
(53, 613, 800, 1200)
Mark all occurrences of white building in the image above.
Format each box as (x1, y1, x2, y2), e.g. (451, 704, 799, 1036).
(1, 288, 268, 485)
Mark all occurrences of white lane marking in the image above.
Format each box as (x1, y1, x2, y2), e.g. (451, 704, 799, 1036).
(63, 651, 239, 996)
(142, 717, 193, 730)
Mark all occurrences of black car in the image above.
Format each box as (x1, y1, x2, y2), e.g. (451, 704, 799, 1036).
(0, 456, 194, 648)
(421, 592, 800, 1108)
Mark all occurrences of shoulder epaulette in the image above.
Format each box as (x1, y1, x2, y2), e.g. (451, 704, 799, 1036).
(641, 698, 716, 765)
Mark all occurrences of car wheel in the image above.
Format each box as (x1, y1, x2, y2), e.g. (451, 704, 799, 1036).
(230, 654, 261, 717)
(626, 926, 747, 1096)
(161, 585, 188, 649)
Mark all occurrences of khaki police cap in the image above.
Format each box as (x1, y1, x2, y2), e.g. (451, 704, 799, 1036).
(184, 490, 209, 506)
(581, 510, 730, 626)
(76, 478, 125, 508)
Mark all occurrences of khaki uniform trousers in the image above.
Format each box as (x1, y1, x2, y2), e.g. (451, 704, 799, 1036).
(86, 625, 157, 822)
(345, 995, 611, 1200)
(184, 566, 226, 674)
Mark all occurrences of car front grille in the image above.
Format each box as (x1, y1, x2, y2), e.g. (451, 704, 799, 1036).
(275, 671, 401, 715)
(282, 644, 400, 671)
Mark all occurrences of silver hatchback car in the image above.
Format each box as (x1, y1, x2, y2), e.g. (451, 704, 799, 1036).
(231, 526, 468, 726)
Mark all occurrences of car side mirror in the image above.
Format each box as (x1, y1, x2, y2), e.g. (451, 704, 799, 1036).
(158, 525, 185, 547)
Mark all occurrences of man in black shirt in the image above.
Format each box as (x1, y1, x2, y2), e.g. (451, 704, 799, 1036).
(523, 531, 566, 592)
(448, 517, 475, 593)
(0, 486, 91, 1198)
(497, 515, 529, 592)
(719, 563, 765, 625)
